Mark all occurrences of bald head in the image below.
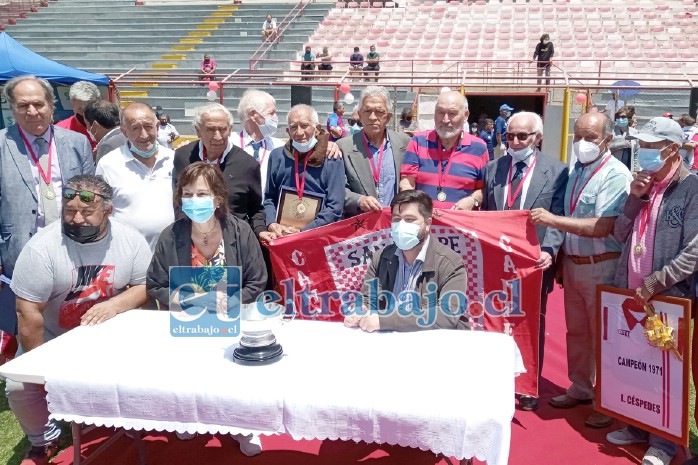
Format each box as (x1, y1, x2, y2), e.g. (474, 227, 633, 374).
(121, 102, 156, 126)
(120, 102, 158, 154)
(574, 112, 614, 140)
(434, 91, 469, 142)
(436, 91, 467, 113)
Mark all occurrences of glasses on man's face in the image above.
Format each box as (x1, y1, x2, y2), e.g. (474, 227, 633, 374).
(505, 132, 536, 142)
(62, 188, 109, 203)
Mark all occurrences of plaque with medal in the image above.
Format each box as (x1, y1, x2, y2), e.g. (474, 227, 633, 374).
(276, 186, 324, 230)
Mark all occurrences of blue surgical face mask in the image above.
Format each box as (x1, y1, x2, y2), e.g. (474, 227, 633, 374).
(130, 142, 158, 159)
(507, 145, 534, 162)
(182, 196, 216, 223)
(349, 124, 362, 135)
(292, 136, 317, 153)
(391, 220, 422, 251)
(637, 147, 666, 173)
(258, 114, 278, 138)
(617, 118, 628, 127)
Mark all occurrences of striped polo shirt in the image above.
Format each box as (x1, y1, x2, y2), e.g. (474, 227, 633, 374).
(563, 152, 631, 257)
(400, 130, 489, 208)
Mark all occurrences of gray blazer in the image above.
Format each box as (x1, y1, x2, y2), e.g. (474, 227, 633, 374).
(481, 152, 567, 292)
(0, 124, 93, 333)
(95, 128, 128, 163)
(337, 129, 410, 217)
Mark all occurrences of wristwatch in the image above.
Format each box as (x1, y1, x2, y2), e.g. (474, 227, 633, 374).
(473, 198, 480, 209)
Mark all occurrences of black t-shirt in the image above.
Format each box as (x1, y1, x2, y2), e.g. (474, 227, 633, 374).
(534, 42, 554, 65)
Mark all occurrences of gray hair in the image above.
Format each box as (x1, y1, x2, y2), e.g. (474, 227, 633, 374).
(359, 86, 390, 111)
(68, 81, 100, 104)
(65, 174, 113, 209)
(288, 104, 319, 125)
(3, 75, 55, 107)
(192, 103, 234, 129)
(237, 89, 275, 122)
(509, 111, 544, 136)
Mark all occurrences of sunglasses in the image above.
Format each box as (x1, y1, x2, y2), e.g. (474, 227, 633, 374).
(505, 132, 536, 141)
(62, 188, 110, 203)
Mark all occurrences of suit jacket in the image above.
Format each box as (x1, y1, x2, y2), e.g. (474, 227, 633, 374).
(0, 124, 93, 333)
(147, 213, 267, 308)
(173, 141, 265, 235)
(337, 129, 410, 217)
(95, 128, 128, 163)
(481, 152, 568, 293)
(361, 237, 469, 331)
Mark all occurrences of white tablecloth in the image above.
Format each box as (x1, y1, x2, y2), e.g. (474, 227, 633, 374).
(0, 310, 524, 464)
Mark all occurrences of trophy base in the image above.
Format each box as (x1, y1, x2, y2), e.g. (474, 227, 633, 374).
(233, 342, 283, 366)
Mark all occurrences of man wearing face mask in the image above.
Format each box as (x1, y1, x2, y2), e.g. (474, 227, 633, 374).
(609, 107, 635, 171)
(96, 103, 175, 251)
(530, 112, 631, 428)
(481, 111, 568, 412)
(84, 99, 127, 163)
(233, 89, 285, 198)
(261, 104, 344, 241)
(56, 81, 101, 151)
(339, 86, 410, 217)
(604, 117, 698, 465)
(6, 174, 151, 465)
(344, 189, 468, 332)
(494, 104, 513, 158)
(0, 75, 94, 364)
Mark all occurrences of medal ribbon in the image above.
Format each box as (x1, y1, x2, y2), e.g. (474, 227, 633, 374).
(19, 127, 54, 186)
(294, 149, 312, 200)
(506, 155, 537, 209)
(569, 154, 612, 215)
(240, 132, 268, 165)
(361, 132, 386, 184)
(201, 144, 223, 168)
(437, 135, 459, 191)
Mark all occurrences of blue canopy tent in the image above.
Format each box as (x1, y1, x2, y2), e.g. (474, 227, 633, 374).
(0, 31, 110, 130)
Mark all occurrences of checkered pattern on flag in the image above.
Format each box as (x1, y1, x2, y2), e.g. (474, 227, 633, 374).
(266, 208, 542, 397)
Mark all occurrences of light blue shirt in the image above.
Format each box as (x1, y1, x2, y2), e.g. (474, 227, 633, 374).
(393, 236, 430, 294)
(365, 133, 396, 207)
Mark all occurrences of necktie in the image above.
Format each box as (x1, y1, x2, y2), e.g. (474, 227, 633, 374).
(36, 137, 59, 225)
(250, 140, 264, 161)
(509, 161, 527, 211)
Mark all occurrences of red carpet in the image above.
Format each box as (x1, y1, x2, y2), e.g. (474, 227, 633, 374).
(52, 288, 689, 465)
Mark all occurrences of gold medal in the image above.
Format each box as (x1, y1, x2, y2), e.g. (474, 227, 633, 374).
(634, 244, 644, 256)
(437, 191, 447, 202)
(45, 185, 56, 200)
(296, 202, 307, 214)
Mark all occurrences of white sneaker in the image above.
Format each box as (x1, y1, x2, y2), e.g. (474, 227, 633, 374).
(233, 433, 262, 457)
(606, 427, 647, 445)
(176, 431, 196, 441)
(642, 446, 673, 465)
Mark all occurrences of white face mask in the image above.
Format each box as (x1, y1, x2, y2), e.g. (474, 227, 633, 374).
(507, 145, 534, 162)
(573, 140, 602, 164)
(391, 220, 422, 250)
(292, 136, 317, 153)
(258, 114, 278, 138)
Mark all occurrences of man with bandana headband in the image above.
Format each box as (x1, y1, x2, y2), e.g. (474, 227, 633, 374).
(6, 174, 151, 465)
(96, 103, 175, 252)
(344, 189, 468, 332)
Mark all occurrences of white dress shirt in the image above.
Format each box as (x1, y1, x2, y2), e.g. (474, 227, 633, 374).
(501, 151, 537, 209)
(232, 129, 284, 199)
(20, 126, 63, 230)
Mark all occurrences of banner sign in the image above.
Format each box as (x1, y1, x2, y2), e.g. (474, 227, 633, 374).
(596, 285, 691, 446)
(266, 209, 543, 396)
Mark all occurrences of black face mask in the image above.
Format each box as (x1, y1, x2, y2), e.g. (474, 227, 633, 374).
(62, 222, 102, 244)
(75, 113, 86, 126)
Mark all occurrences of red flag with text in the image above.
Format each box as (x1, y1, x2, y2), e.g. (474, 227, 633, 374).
(266, 209, 542, 396)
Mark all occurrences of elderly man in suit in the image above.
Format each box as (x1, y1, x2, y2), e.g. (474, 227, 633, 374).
(0, 75, 93, 462)
(481, 111, 568, 412)
(338, 86, 410, 217)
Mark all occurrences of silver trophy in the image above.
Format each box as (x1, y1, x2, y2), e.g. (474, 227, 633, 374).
(233, 301, 294, 366)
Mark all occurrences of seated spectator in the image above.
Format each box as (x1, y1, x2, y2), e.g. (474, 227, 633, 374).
(96, 103, 175, 252)
(6, 174, 151, 465)
(199, 54, 217, 82)
(300, 46, 316, 81)
(146, 162, 266, 456)
(84, 99, 127, 163)
(56, 81, 101, 150)
(327, 101, 346, 142)
(343, 189, 468, 332)
(349, 46, 364, 79)
(261, 15, 277, 41)
(317, 46, 333, 75)
(261, 104, 344, 241)
(363, 45, 380, 82)
(399, 107, 414, 131)
(157, 113, 179, 149)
